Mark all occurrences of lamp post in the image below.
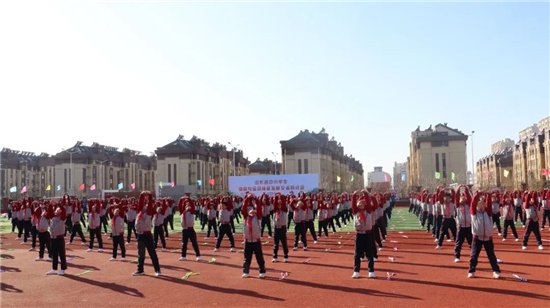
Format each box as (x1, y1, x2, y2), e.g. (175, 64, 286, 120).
(271, 152, 279, 174)
(469, 130, 475, 186)
(228, 142, 240, 176)
(63, 149, 77, 195)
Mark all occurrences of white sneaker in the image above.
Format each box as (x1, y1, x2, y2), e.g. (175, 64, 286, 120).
(293, 247, 298, 251)
(272, 258, 277, 263)
(314, 241, 318, 244)
(468, 272, 475, 278)
(435, 245, 442, 250)
(241, 273, 249, 278)
(35, 257, 43, 261)
(454, 258, 460, 263)
(382, 239, 386, 243)
(98, 248, 104, 252)
(58, 270, 65, 276)
(179, 256, 187, 261)
(196, 256, 201, 262)
(120, 257, 126, 261)
(28, 247, 35, 251)
(303, 247, 308, 251)
(109, 257, 116, 261)
(66, 241, 71, 245)
(155, 271, 161, 277)
(378, 247, 383, 251)
(213, 248, 218, 252)
(230, 248, 235, 252)
(283, 258, 288, 263)
(493, 272, 500, 279)
(268, 236, 272, 239)
(47, 257, 52, 261)
(373, 257, 378, 262)
(161, 248, 167, 252)
(515, 238, 519, 242)
(46, 270, 58, 275)
(132, 271, 145, 276)
(522, 246, 527, 250)
(538, 245, 544, 250)
(259, 273, 266, 279)
(502, 238, 506, 241)
(446, 239, 452, 242)
(368, 272, 376, 278)
(86, 248, 93, 252)
(352, 272, 360, 279)
(434, 239, 438, 242)
(498, 233, 502, 236)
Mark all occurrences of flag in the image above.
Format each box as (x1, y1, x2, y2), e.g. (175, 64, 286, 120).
(503, 169, 510, 178)
(384, 174, 390, 182)
(542, 169, 549, 176)
(130, 182, 135, 190)
(209, 178, 215, 186)
(170, 182, 175, 188)
(336, 176, 341, 183)
(90, 184, 96, 191)
(56, 185, 61, 191)
(79, 183, 85, 191)
(21, 186, 27, 193)
(401, 173, 406, 182)
(9, 186, 16, 193)
(435, 172, 441, 180)
(350, 175, 354, 182)
(197, 180, 202, 187)
(46, 184, 51, 191)
(451, 172, 456, 182)
(159, 181, 163, 188)
(118, 182, 123, 190)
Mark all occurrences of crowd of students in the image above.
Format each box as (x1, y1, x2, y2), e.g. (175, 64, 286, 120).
(409, 186, 547, 278)
(6, 185, 546, 280)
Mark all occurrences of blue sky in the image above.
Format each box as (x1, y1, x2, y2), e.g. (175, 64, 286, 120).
(0, 0, 548, 179)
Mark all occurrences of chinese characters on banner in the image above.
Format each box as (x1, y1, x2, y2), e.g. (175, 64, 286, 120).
(229, 174, 320, 196)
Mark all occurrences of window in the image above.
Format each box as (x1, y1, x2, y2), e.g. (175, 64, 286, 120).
(304, 159, 309, 174)
(82, 168, 87, 186)
(92, 166, 97, 184)
(168, 164, 172, 182)
(442, 153, 447, 178)
(173, 164, 177, 185)
(435, 154, 440, 172)
(188, 163, 192, 185)
(64, 169, 67, 192)
(431, 140, 449, 147)
(298, 159, 302, 174)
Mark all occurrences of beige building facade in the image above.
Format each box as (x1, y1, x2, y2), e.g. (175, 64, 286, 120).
(280, 129, 364, 193)
(155, 135, 249, 196)
(408, 124, 468, 191)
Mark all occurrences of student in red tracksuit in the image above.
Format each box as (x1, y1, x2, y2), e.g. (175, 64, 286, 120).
(133, 192, 161, 276)
(454, 186, 472, 263)
(35, 202, 52, 261)
(153, 202, 167, 251)
(215, 201, 236, 252)
(178, 195, 201, 261)
(291, 199, 307, 251)
(351, 190, 376, 279)
(501, 192, 519, 242)
(522, 192, 544, 250)
(272, 194, 289, 263)
(468, 192, 501, 279)
(87, 201, 104, 252)
(110, 208, 126, 261)
(241, 195, 266, 278)
(69, 201, 87, 245)
(46, 204, 68, 276)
